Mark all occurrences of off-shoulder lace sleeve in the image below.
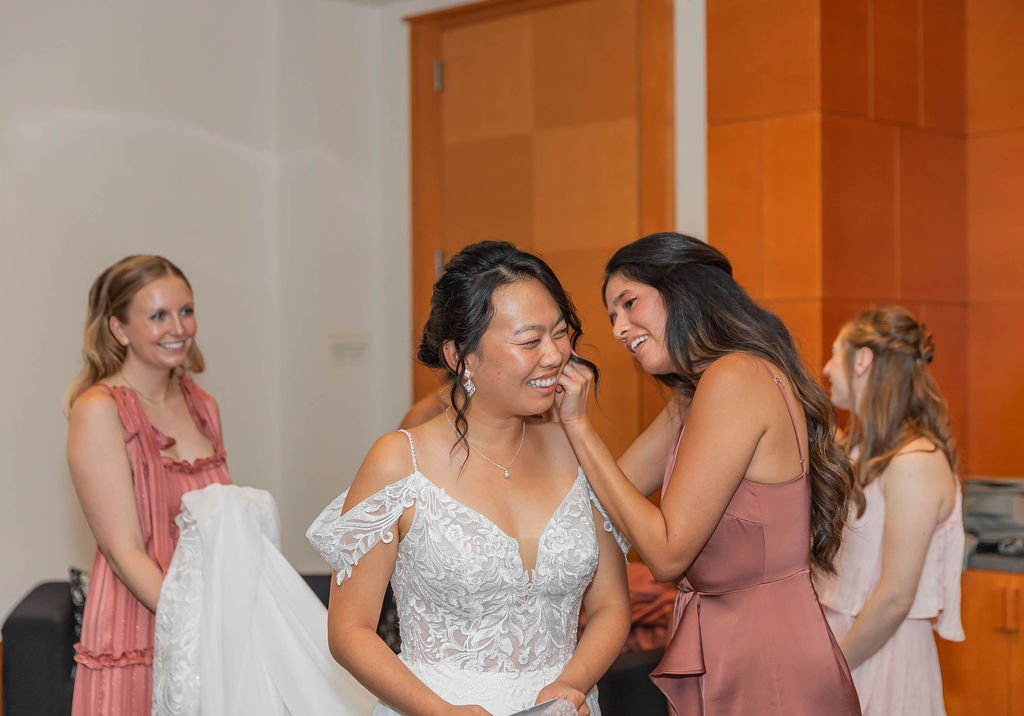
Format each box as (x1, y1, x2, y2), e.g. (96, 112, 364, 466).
(582, 478, 631, 563)
(306, 475, 418, 584)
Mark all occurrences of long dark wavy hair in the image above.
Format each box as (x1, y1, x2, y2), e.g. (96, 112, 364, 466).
(603, 232, 855, 574)
(418, 241, 598, 460)
(839, 306, 958, 515)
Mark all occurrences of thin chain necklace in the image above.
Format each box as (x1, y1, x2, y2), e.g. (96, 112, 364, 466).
(444, 407, 526, 479)
(121, 374, 172, 404)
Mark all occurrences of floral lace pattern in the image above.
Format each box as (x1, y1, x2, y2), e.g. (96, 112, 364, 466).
(153, 508, 203, 715)
(307, 437, 628, 713)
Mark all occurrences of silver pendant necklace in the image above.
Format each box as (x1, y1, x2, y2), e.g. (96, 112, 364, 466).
(444, 407, 526, 479)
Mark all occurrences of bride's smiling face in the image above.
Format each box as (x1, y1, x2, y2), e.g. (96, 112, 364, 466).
(465, 279, 572, 416)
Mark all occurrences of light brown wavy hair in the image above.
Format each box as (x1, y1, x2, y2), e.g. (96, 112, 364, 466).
(63, 255, 204, 415)
(839, 306, 958, 516)
(604, 232, 856, 575)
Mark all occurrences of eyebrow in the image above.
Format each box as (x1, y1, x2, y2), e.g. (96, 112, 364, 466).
(512, 317, 567, 336)
(608, 289, 629, 308)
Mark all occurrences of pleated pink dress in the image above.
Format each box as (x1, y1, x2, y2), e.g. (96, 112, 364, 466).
(651, 363, 860, 715)
(816, 472, 964, 715)
(72, 375, 232, 715)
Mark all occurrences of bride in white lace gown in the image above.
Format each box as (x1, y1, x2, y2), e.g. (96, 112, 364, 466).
(307, 242, 631, 716)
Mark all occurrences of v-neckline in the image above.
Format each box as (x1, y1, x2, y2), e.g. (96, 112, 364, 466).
(414, 467, 586, 579)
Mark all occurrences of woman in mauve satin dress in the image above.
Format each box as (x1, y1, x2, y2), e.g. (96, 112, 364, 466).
(554, 233, 862, 716)
(65, 255, 232, 715)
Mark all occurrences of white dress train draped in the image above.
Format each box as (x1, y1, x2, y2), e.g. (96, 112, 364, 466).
(153, 483, 378, 716)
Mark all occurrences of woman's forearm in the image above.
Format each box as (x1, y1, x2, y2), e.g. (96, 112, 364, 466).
(332, 624, 450, 716)
(103, 546, 164, 613)
(558, 602, 631, 694)
(563, 418, 681, 577)
(839, 591, 913, 670)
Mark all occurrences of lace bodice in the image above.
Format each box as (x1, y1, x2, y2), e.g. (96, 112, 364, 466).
(307, 431, 628, 711)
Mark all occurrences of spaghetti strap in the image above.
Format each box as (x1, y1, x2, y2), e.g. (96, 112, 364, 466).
(397, 428, 419, 473)
(758, 360, 807, 471)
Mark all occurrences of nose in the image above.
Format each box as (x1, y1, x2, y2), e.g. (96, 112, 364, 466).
(170, 313, 185, 335)
(540, 335, 563, 367)
(611, 314, 629, 341)
(822, 358, 832, 379)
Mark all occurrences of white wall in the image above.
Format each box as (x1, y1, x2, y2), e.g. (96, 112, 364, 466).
(0, 0, 284, 619)
(0, 0, 704, 620)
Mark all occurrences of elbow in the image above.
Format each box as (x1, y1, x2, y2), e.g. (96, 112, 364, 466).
(646, 558, 688, 584)
(328, 626, 354, 667)
(876, 589, 915, 622)
(327, 622, 375, 669)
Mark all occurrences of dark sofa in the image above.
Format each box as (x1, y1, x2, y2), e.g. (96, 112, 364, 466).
(3, 577, 667, 715)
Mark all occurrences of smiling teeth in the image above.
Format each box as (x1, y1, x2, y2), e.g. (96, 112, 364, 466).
(528, 377, 556, 388)
(161, 342, 185, 349)
(630, 335, 648, 351)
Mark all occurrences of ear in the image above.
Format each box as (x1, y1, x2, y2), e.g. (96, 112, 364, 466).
(852, 346, 873, 377)
(109, 316, 128, 347)
(441, 340, 461, 375)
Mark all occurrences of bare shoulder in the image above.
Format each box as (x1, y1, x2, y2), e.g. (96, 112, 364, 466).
(68, 386, 121, 431)
(883, 438, 954, 499)
(345, 431, 419, 506)
(696, 353, 771, 401)
(889, 438, 953, 477)
(66, 387, 128, 471)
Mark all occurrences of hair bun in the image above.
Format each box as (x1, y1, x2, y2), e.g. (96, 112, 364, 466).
(917, 328, 935, 364)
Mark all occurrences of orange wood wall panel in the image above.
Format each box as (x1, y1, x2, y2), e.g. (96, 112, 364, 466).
(706, 0, 819, 122)
(821, 114, 898, 301)
(708, 0, 974, 473)
(761, 113, 822, 301)
(873, 0, 920, 125)
(921, 0, 965, 132)
(966, 0, 1024, 134)
(898, 128, 967, 302)
(707, 121, 764, 297)
(763, 299, 823, 366)
(968, 134, 1024, 304)
(820, 0, 870, 116)
(968, 305, 1024, 476)
(965, 1, 1024, 475)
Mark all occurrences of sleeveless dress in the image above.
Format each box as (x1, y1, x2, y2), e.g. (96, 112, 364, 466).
(72, 376, 233, 715)
(651, 364, 860, 716)
(816, 471, 965, 715)
(306, 430, 630, 716)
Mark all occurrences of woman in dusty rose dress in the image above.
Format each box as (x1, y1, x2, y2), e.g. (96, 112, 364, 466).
(815, 307, 964, 715)
(65, 255, 232, 714)
(554, 233, 861, 715)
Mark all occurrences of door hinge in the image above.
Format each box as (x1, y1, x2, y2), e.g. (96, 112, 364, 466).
(433, 59, 444, 92)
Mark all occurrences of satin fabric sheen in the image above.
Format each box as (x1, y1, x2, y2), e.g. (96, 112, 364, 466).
(651, 365, 861, 715)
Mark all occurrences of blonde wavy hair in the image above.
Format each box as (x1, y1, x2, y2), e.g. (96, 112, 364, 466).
(839, 306, 957, 515)
(64, 255, 204, 415)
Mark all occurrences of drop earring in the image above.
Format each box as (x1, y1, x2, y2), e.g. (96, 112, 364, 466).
(462, 369, 476, 397)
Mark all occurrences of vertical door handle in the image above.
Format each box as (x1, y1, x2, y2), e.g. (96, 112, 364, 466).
(1000, 586, 1020, 633)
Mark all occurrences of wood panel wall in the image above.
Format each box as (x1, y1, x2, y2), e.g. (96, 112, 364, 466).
(706, 0, 979, 472)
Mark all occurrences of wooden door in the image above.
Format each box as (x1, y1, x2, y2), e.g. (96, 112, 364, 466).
(408, 0, 674, 456)
(937, 569, 1020, 716)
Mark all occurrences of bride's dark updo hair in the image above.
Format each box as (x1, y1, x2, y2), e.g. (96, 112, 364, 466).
(418, 240, 597, 457)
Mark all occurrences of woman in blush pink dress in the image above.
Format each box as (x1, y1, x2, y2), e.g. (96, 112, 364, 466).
(554, 233, 861, 716)
(816, 307, 964, 715)
(65, 255, 232, 715)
